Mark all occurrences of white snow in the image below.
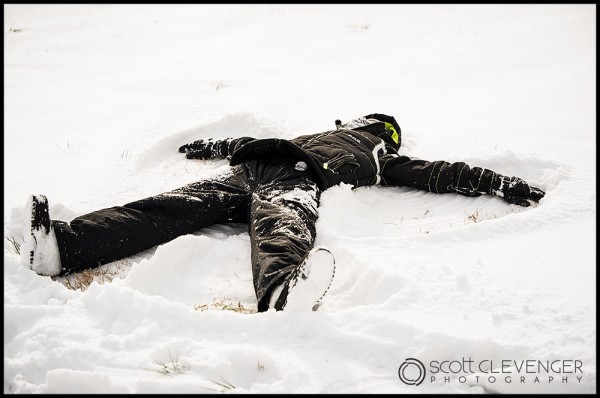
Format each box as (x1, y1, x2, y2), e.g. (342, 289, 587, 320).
(4, 4, 596, 394)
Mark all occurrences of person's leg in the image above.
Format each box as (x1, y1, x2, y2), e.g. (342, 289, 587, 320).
(246, 158, 333, 312)
(25, 166, 251, 276)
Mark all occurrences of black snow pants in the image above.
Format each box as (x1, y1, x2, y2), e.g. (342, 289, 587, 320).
(52, 156, 321, 312)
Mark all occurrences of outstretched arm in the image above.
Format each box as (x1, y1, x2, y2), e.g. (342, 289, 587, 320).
(380, 155, 545, 207)
(178, 137, 255, 160)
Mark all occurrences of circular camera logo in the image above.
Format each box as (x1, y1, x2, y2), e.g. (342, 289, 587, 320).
(398, 358, 426, 386)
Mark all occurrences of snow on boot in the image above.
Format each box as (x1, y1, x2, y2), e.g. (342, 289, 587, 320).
(272, 246, 336, 311)
(20, 194, 61, 276)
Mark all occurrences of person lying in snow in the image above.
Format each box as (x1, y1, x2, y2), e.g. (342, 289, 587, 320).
(21, 113, 545, 312)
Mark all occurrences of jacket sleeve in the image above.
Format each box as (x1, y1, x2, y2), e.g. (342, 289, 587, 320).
(178, 137, 255, 160)
(379, 155, 500, 197)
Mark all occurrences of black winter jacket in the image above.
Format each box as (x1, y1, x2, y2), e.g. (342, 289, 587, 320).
(197, 113, 503, 198)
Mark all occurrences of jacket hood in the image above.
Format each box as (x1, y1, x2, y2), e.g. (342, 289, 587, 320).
(337, 113, 402, 149)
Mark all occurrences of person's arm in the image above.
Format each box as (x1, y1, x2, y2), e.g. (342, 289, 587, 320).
(178, 137, 255, 160)
(380, 155, 545, 207)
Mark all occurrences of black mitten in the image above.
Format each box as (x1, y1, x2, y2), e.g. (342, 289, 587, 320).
(493, 175, 545, 207)
(178, 139, 223, 159)
(178, 137, 254, 160)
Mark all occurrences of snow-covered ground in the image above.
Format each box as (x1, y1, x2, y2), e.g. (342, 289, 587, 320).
(4, 4, 596, 394)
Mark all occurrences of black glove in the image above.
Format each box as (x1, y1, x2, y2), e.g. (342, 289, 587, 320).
(178, 139, 224, 160)
(179, 137, 255, 160)
(493, 175, 545, 207)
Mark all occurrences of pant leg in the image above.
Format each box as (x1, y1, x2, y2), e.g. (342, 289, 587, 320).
(53, 166, 251, 274)
(246, 159, 321, 312)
